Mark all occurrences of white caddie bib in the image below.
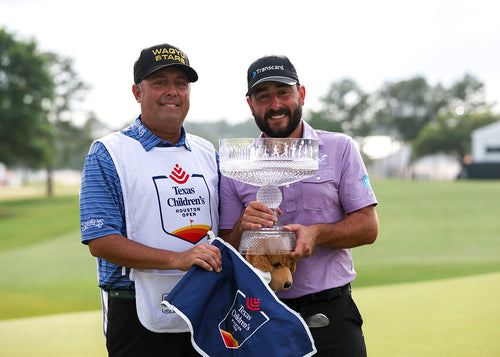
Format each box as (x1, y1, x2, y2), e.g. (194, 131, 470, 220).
(100, 132, 219, 332)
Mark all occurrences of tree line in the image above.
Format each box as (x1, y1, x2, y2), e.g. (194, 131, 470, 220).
(1, 28, 108, 195)
(1, 28, 499, 195)
(190, 74, 499, 175)
(306, 75, 499, 172)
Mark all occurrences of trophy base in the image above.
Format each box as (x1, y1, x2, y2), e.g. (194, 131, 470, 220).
(239, 228, 296, 255)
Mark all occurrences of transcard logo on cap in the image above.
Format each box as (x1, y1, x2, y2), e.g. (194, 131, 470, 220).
(246, 55, 299, 96)
(252, 65, 285, 78)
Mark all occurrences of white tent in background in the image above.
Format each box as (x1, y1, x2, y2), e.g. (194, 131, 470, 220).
(471, 121, 500, 163)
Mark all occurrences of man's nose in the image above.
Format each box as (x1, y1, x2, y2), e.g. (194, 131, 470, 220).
(164, 82, 177, 95)
(270, 94, 282, 109)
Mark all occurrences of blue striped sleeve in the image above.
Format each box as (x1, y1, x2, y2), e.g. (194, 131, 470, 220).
(80, 141, 126, 243)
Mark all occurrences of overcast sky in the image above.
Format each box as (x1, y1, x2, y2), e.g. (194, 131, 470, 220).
(1, 0, 499, 130)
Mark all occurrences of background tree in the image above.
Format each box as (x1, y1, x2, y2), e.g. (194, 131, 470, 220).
(185, 119, 259, 148)
(1, 28, 103, 196)
(52, 112, 107, 171)
(3, 26, 498, 188)
(0, 28, 55, 170)
(373, 76, 448, 142)
(43, 52, 90, 195)
(305, 78, 372, 137)
(445, 73, 487, 114)
(412, 74, 494, 171)
(412, 112, 499, 175)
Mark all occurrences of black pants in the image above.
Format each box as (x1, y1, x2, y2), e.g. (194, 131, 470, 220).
(106, 296, 200, 357)
(282, 285, 367, 357)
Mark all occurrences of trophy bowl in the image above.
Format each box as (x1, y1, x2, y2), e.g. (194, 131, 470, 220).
(219, 138, 319, 255)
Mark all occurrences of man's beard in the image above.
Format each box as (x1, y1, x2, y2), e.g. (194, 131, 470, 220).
(252, 105, 302, 138)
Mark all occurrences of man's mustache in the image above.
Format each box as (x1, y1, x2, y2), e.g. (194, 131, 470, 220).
(266, 108, 290, 119)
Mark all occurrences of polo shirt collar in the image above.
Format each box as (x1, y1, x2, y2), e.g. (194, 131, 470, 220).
(126, 117, 192, 151)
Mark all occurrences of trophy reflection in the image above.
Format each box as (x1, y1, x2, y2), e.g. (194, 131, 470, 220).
(219, 138, 319, 255)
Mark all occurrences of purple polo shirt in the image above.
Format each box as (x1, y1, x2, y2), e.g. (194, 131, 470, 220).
(219, 121, 378, 298)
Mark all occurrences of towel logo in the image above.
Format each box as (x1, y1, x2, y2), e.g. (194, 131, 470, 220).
(246, 298, 260, 311)
(219, 290, 269, 349)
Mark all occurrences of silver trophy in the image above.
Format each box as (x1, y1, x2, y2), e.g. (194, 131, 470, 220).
(219, 138, 319, 255)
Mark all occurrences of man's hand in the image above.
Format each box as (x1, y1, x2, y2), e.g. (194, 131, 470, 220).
(176, 243, 222, 273)
(283, 205, 379, 259)
(241, 201, 278, 230)
(283, 224, 318, 259)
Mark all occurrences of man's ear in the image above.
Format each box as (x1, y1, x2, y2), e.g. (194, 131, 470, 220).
(246, 96, 253, 112)
(132, 83, 142, 103)
(299, 85, 306, 106)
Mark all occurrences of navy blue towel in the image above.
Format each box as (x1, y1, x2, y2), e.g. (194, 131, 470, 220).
(162, 237, 316, 357)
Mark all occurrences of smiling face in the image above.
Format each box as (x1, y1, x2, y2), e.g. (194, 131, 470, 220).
(247, 82, 305, 138)
(132, 66, 191, 144)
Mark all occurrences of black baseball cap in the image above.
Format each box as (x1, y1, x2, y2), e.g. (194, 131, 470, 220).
(246, 55, 300, 96)
(133, 43, 198, 84)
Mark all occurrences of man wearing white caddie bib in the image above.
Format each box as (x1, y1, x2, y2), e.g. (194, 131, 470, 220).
(80, 43, 221, 356)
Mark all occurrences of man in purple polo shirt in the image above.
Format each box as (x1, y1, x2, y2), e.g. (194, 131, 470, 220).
(219, 55, 379, 356)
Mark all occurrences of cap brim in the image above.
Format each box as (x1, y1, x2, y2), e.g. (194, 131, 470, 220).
(246, 76, 297, 96)
(141, 63, 198, 83)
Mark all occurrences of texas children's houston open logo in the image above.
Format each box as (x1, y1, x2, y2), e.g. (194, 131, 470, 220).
(153, 164, 213, 244)
(219, 291, 270, 349)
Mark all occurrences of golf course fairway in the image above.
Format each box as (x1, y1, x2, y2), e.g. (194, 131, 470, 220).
(1, 272, 498, 356)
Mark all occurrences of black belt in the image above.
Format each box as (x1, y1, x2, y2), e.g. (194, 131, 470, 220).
(281, 283, 351, 307)
(108, 289, 136, 299)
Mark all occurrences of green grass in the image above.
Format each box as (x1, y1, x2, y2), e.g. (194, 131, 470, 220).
(0, 179, 499, 355)
(0, 180, 499, 320)
(0, 230, 100, 319)
(1, 273, 498, 357)
(353, 179, 500, 286)
(0, 179, 499, 356)
(0, 195, 80, 250)
(0, 191, 98, 320)
(0, 311, 106, 357)
(358, 272, 500, 356)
